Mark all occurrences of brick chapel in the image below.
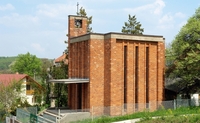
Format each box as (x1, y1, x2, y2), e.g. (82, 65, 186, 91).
(57, 15, 165, 115)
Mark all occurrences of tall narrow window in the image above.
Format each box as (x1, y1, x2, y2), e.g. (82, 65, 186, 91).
(146, 47, 149, 108)
(77, 83, 82, 109)
(124, 46, 127, 110)
(135, 46, 138, 109)
(26, 84, 31, 90)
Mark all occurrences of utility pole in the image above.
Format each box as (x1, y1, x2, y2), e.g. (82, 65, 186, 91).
(33, 69, 35, 80)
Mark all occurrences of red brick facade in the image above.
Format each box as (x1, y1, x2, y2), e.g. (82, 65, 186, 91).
(67, 15, 165, 115)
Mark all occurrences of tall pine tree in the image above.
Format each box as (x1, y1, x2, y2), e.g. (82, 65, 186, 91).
(77, 7, 93, 33)
(122, 14, 144, 35)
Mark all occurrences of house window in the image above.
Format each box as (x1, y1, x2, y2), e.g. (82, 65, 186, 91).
(26, 84, 31, 90)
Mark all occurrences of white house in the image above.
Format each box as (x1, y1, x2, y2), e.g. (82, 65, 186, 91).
(0, 73, 42, 105)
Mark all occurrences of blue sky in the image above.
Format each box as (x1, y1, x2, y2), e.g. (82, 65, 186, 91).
(0, 0, 200, 59)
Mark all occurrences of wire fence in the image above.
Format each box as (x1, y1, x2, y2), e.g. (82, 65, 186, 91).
(88, 99, 200, 117)
(16, 108, 30, 123)
(16, 107, 58, 123)
(13, 99, 200, 123)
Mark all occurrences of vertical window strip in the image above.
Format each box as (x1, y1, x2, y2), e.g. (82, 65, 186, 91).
(146, 47, 149, 108)
(124, 46, 127, 110)
(135, 46, 138, 106)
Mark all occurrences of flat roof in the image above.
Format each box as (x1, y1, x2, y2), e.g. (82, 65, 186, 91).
(68, 15, 87, 19)
(70, 32, 165, 43)
(49, 78, 89, 84)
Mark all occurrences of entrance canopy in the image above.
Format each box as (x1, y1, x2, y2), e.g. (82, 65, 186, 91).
(49, 78, 89, 84)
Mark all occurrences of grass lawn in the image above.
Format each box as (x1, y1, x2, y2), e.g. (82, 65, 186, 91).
(74, 106, 200, 123)
(138, 114, 200, 123)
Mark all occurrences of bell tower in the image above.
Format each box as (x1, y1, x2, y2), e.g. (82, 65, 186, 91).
(67, 15, 87, 79)
(68, 15, 88, 40)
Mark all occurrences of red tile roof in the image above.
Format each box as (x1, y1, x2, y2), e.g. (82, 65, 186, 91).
(55, 53, 68, 64)
(0, 74, 27, 86)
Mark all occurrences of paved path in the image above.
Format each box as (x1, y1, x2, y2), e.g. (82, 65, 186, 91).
(112, 118, 141, 123)
(112, 116, 160, 123)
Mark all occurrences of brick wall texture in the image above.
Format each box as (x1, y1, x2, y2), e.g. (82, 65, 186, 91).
(67, 15, 165, 116)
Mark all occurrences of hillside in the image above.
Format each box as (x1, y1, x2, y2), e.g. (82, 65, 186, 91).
(0, 56, 17, 73)
(0, 56, 54, 74)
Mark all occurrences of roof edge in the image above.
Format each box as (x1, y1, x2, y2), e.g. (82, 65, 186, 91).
(69, 32, 165, 43)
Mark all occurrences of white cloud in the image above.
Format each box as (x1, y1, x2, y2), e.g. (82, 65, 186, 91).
(175, 12, 186, 18)
(79, 0, 115, 3)
(36, 4, 75, 19)
(157, 14, 174, 29)
(0, 4, 15, 11)
(159, 14, 173, 24)
(153, 0, 165, 15)
(157, 12, 186, 30)
(31, 43, 45, 52)
(0, 13, 39, 27)
(124, 0, 165, 15)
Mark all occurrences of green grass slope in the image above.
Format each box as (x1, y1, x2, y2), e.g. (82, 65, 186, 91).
(0, 56, 17, 73)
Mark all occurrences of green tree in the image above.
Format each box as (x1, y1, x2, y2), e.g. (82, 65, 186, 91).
(11, 52, 42, 78)
(166, 7, 200, 97)
(77, 7, 93, 33)
(122, 14, 144, 35)
(0, 56, 17, 74)
(38, 59, 53, 107)
(0, 80, 22, 120)
(50, 61, 68, 107)
(38, 58, 68, 108)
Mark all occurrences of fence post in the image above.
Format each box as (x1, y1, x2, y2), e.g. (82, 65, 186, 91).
(188, 99, 191, 106)
(122, 104, 123, 116)
(173, 99, 176, 109)
(92, 106, 93, 121)
(59, 109, 60, 123)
